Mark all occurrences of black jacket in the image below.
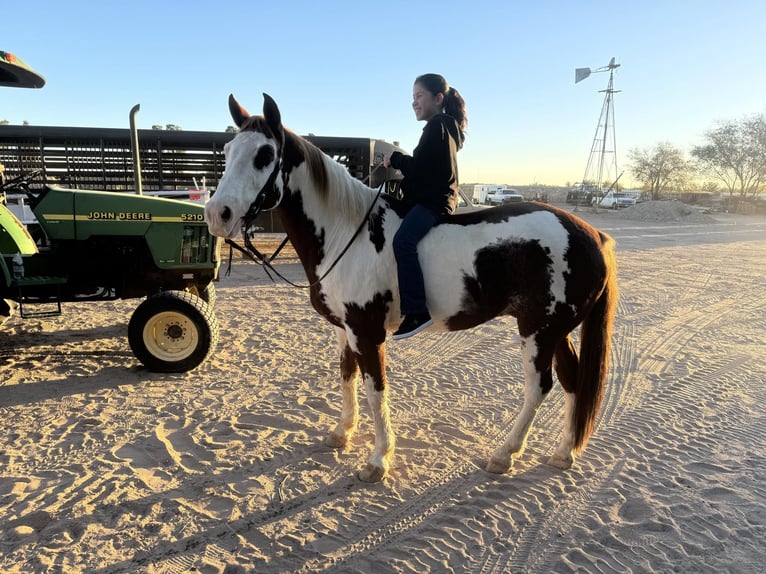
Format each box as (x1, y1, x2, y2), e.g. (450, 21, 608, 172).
(389, 113, 463, 216)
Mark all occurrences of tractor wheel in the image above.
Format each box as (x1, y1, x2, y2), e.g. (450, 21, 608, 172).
(187, 282, 216, 307)
(128, 290, 219, 372)
(200, 282, 217, 307)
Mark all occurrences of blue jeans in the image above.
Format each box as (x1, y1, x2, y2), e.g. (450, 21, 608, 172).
(393, 204, 438, 315)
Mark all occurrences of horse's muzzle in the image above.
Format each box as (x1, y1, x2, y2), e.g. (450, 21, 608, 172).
(204, 201, 241, 238)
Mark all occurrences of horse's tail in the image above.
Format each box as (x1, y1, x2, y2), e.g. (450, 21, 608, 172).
(573, 232, 618, 452)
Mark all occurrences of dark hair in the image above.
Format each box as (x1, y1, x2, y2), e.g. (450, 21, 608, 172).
(415, 73, 467, 134)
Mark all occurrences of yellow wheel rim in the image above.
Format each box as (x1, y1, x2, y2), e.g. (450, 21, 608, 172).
(141, 310, 199, 362)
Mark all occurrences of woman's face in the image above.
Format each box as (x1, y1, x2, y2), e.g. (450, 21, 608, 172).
(412, 82, 443, 122)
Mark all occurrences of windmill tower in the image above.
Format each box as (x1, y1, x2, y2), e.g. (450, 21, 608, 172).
(574, 57, 621, 209)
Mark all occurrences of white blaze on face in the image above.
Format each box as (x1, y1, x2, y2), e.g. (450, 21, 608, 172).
(204, 131, 276, 238)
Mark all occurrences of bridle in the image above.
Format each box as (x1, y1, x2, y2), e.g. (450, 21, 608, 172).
(224, 160, 386, 289)
(241, 151, 282, 231)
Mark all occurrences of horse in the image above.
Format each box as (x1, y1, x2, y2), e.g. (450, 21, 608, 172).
(205, 93, 618, 483)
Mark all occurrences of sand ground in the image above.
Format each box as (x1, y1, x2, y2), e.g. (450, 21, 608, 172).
(1, 205, 765, 573)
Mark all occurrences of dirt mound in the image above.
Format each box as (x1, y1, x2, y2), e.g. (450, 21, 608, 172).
(617, 200, 718, 223)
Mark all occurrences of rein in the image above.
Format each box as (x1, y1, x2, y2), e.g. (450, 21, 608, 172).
(224, 164, 386, 289)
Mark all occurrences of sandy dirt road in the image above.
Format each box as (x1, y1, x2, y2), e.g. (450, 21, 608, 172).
(1, 209, 765, 573)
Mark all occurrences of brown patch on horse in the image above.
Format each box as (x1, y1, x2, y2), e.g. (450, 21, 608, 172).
(446, 239, 555, 331)
(343, 291, 393, 391)
(283, 130, 329, 199)
(340, 343, 358, 381)
(343, 291, 392, 346)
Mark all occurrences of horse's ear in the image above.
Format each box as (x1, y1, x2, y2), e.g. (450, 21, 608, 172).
(262, 93, 283, 144)
(229, 94, 250, 128)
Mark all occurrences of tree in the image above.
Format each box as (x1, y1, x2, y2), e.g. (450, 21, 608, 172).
(691, 113, 766, 199)
(628, 142, 690, 199)
(699, 180, 721, 193)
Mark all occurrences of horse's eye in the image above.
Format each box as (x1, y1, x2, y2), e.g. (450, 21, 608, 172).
(253, 145, 275, 170)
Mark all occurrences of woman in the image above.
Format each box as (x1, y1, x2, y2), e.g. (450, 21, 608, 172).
(383, 73, 467, 340)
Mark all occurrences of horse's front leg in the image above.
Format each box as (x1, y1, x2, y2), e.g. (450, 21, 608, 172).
(356, 340, 395, 482)
(326, 326, 360, 449)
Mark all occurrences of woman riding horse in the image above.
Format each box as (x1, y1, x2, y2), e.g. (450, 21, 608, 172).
(205, 94, 618, 482)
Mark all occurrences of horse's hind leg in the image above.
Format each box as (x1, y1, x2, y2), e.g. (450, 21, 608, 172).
(486, 334, 553, 474)
(548, 335, 579, 469)
(326, 327, 360, 449)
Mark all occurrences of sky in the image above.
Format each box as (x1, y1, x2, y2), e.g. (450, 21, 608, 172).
(2, 0, 765, 187)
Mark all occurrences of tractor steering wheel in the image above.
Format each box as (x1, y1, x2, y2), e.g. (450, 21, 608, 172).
(0, 168, 44, 192)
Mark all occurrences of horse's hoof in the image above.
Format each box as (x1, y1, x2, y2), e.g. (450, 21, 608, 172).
(485, 455, 512, 474)
(358, 463, 386, 483)
(547, 453, 574, 469)
(325, 432, 348, 449)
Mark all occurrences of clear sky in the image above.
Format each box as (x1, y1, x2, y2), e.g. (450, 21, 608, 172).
(2, 0, 765, 187)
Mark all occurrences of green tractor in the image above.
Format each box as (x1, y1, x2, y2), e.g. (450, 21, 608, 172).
(1, 51, 221, 372)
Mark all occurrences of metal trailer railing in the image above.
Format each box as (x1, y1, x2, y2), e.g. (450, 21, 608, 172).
(0, 125, 403, 232)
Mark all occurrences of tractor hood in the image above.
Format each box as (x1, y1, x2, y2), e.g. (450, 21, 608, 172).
(0, 51, 45, 88)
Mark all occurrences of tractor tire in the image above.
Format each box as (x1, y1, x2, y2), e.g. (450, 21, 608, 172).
(128, 290, 219, 373)
(187, 282, 216, 308)
(200, 282, 217, 307)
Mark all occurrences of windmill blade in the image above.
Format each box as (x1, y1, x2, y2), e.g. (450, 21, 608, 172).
(575, 67, 591, 83)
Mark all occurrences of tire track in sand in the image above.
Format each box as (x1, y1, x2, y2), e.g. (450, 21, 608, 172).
(479, 264, 766, 572)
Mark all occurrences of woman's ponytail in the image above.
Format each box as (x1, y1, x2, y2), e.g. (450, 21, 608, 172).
(444, 86, 467, 133)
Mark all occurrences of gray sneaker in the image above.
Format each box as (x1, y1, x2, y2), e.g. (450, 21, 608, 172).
(392, 313, 433, 340)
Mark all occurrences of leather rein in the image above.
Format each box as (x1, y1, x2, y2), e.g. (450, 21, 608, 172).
(223, 163, 386, 289)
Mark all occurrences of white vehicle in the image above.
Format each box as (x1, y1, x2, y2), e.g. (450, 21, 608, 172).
(620, 189, 645, 203)
(472, 184, 503, 204)
(592, 190, 636, 209)
(456, 189, 489, 214)
(486, 188, 524, 205)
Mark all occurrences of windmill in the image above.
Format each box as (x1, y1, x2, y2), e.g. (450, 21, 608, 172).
(574, 57, 621, 210)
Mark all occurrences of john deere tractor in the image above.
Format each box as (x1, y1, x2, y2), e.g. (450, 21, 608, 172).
(1, 51, 221, 372)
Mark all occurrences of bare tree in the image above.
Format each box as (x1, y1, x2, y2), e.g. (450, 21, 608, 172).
(699, 180, 721, 193)
(691, 113, 766, 199)
(628, 142, 690, 199)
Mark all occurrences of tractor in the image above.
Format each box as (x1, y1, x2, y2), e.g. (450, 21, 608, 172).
(1, 51, 221, 372)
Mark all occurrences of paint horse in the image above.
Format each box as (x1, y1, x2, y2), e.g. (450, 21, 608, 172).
(205, 94, 618, 483)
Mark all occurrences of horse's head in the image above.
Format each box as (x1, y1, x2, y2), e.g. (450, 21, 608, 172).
(205, 93, 285, 238)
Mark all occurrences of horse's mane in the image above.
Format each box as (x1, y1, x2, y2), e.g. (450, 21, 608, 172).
(239, 116, 326, 188)
(284, 130, 379, 224)
(240, 116, 379, 225)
